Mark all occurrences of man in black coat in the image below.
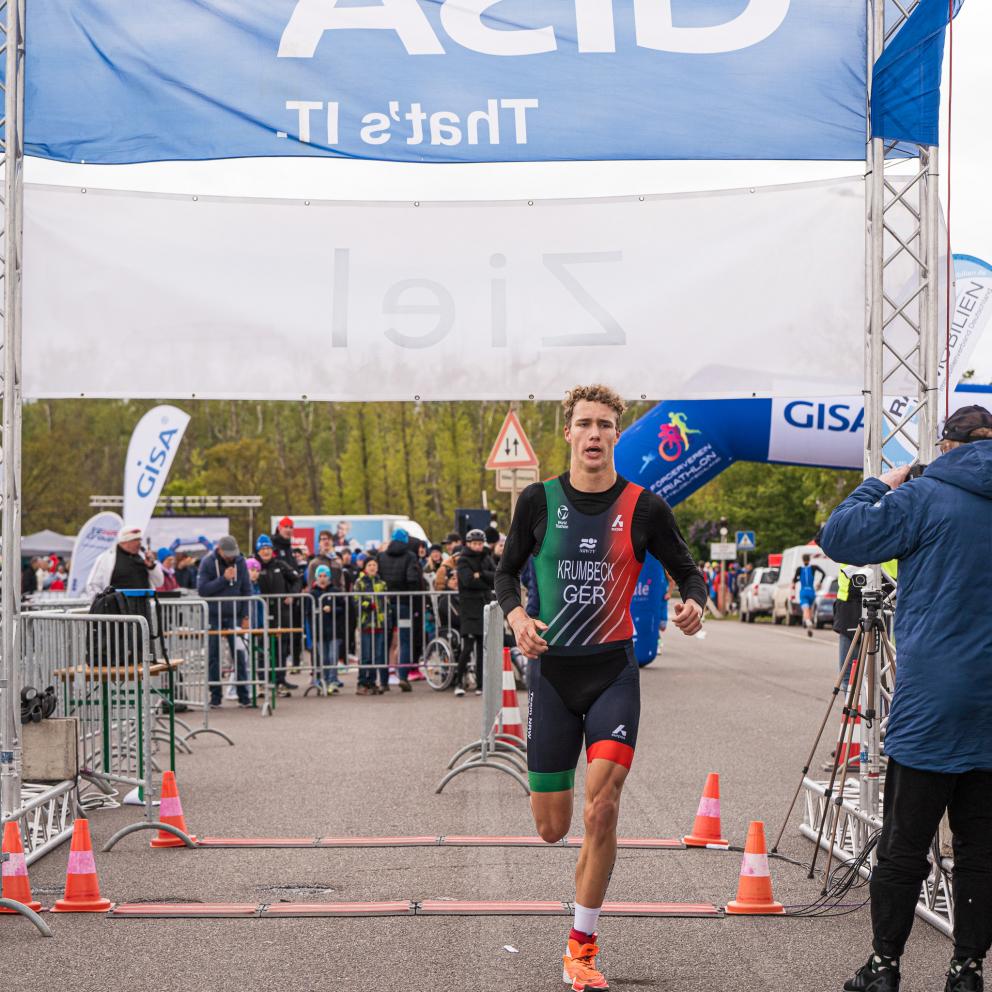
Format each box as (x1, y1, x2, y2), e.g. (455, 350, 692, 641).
(454, 529, 496, 696)
(255, 533, 302, 695)
(377, 527, 424, 691)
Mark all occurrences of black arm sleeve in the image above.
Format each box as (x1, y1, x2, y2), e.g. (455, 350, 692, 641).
(494, 483, 545, 615)
(638, 492, 708, 610)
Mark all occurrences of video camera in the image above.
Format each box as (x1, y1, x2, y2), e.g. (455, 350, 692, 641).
(841, 565, 873, 589)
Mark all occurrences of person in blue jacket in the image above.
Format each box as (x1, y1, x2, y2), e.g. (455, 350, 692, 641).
(819, 405, 992, 992)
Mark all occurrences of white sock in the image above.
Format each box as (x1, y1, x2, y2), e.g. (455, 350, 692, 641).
(572, 903, 601, 940)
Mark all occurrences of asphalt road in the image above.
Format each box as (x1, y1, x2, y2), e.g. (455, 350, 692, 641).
(3, 620, 953, 992)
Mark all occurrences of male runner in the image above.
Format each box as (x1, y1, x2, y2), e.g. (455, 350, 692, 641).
(495, 384, 707, 992)
(792, 553, 826, 637)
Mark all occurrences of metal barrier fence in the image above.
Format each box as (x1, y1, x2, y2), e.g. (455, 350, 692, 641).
(20, 612, 157, 819)
(437, 603, 528, 793)
(155, 596, 236, 744)
(188, 590, 459, 697)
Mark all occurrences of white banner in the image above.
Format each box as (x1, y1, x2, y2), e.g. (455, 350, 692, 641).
(66, 511, 122, 597)
(144, 517, 230, 554)
(23, 178, 865, 401)
(122, 406, 191, 533)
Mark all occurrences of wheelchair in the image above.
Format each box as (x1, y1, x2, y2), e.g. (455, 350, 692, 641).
(422, 625, 465, 691)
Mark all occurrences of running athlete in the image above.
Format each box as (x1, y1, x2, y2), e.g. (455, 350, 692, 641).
(495, 384, 707, 992)
(792, 553, 826, 637)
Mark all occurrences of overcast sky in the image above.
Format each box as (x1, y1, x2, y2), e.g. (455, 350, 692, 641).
(26, 2, 991, 376)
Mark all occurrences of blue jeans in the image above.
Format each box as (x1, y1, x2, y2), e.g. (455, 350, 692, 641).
(361, 630, 387, 687)
(397, 600, 412, 681)
(838, 632, 853, 688)
(209, 631, 250, 705)
(316, 639, 341, 685)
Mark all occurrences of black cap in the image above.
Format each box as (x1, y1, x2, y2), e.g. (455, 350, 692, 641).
(940, 404, 992, 442)
(484, 526, 500, 544)
(444, 531, 461, 544)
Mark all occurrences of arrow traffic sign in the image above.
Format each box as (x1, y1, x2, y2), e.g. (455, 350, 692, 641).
(736, 531, 756, 551)
(486, 410, 539, 470)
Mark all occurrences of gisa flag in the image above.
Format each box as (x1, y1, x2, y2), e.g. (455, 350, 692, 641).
(122, 406, 191, 534)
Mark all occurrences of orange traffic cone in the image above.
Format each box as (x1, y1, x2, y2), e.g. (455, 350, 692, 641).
(499, 649, 524, 742)
(0, 821, 42, 913)
(52, 819, 112, 913)
(151, 770, 196, 848)
(725, 821, 784, 915)
(683, 773, 729, 848)
(836, 709, 862, 768)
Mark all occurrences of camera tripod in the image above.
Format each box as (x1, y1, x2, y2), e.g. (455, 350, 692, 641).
(772, 584, 897, 889)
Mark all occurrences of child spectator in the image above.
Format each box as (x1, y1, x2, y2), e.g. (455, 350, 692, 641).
(308, 565, 343, 695)
(354, 557, 388, 696)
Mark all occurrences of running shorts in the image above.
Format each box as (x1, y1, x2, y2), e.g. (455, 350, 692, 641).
(526, 643, 640, 793)
(799, 588, 817, 607)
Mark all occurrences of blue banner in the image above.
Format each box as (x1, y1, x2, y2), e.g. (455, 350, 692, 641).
(24, 0, 868, 164)
(871, 0, 964, 146)
(617, 380, 992, 664)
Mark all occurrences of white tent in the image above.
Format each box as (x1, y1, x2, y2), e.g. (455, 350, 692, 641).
(21, 529, 75, 556)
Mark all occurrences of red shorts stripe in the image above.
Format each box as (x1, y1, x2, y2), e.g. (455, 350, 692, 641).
(586, 739, 634, 769)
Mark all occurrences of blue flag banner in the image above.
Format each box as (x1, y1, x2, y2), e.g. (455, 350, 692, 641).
(24, 0, 869, 164)
(871, 0, 964, 146)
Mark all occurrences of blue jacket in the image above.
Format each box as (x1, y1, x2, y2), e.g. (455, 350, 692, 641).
(197, 551, 252, 626)
(819, 441, 992, 773)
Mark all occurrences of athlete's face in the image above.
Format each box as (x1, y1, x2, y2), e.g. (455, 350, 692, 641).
(565, 400, 620, 472)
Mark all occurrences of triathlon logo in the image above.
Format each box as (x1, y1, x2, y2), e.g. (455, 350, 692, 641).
(611, 724, 628, 740)
(579, 537, 598, 554)
(658, 411, 701, 462)
(611, 514, 624, 532)
(556, 504, 569, 529)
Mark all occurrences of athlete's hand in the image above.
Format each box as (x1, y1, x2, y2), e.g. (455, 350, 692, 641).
(508, 607, 549, 656)
(673, 599, 703, 636)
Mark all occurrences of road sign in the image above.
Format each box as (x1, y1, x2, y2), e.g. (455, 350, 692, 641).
(736, 531, 756, 551)
(710, 542, 737, 561)
(495, 467, 539, 492)
(485, 410, 539, 470)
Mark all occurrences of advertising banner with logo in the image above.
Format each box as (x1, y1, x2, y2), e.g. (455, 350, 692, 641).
(616, 254, 992, 663)
(25, 0, 868, 164)
(22, 178, 865, 402)
(66, 511, 123, 597)
(122, 406, 191, 533)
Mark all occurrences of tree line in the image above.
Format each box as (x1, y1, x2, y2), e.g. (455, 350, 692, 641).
(23, 399, 858, 560)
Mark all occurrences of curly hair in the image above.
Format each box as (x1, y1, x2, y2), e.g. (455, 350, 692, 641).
(562, 384, 626, 429)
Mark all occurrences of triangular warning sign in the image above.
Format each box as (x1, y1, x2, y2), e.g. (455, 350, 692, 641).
(486, 411, 539, 470)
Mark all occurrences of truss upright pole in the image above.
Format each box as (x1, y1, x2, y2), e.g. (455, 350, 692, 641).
(0, 0, 25, 819)
(862, 0, 942, 825)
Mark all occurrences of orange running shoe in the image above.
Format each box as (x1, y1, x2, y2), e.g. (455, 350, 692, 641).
(563, 937, 609, 991)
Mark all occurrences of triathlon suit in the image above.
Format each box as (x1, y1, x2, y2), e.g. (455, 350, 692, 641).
(795, 564, 822, 608)
(495, 473, 707, 794)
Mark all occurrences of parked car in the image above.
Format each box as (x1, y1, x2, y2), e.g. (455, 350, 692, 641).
(739, 567, 779, 622)
(815, 578, 838, 628)
(771, 544, 838, 625)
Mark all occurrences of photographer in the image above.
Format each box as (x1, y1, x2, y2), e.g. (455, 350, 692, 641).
(819, 405, 992, 992)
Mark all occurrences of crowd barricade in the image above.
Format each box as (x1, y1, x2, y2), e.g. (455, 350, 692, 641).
(310, 590, 459, 692)
(436, 603, 528, 794)
(20, 611, 158, 819)
(154, 596, 236, 745)
(188, 594, 273, 715)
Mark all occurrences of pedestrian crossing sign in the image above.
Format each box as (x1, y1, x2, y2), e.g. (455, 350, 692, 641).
(736, 531, 756, 551)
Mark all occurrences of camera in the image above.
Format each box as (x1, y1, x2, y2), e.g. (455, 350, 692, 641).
(841, 565, 873, 589)
(908, 462, 928, 480)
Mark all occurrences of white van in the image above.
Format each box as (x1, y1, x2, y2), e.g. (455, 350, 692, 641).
(771, 544, 838, 625)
